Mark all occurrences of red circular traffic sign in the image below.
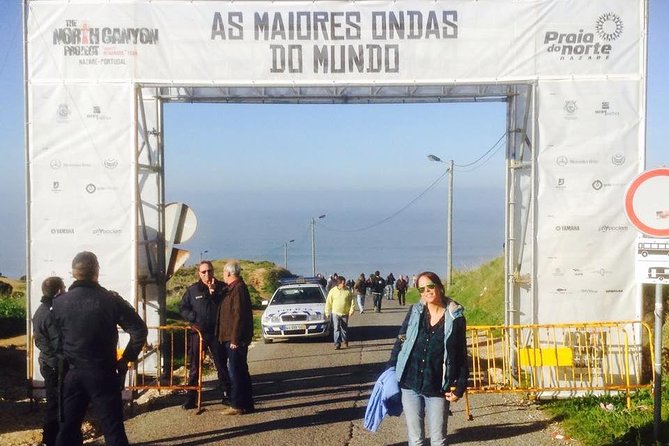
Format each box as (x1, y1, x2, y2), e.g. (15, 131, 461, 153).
(625, 168, 669, 237)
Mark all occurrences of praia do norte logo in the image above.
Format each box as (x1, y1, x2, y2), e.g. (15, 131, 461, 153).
(544, 12, 623, 61)
(52, 19, 158, 58)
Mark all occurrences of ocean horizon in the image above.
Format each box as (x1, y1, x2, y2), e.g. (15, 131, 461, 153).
(183, 187, 505, 281)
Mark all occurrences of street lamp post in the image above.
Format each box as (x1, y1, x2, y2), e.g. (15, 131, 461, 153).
(428, 154, 454, 288)
(199, 249, 209, 262)
(283, 239, 295, 269)
(311, 214, 326, 276)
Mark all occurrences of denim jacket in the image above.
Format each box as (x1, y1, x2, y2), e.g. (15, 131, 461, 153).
(388, 301, 468, 397)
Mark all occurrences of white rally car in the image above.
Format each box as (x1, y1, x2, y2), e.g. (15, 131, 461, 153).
(261, 278, 331, 343)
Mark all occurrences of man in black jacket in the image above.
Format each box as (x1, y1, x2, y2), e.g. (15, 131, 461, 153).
(180, 260, 230, 409)
(370, 271, 386, 313)
(51, 251, 147, 446)
(32, 276, 66, 446)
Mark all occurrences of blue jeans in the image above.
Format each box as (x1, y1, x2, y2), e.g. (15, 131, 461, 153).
(223, 342, 254, 411)
(401, 388, 450, 446)
(331, 314, 349, 346)
(356, 294, 365, 312)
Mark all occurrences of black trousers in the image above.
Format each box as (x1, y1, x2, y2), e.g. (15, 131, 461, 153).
(186, 332, 231, 398)
(56, 368, 127, 446)
(372, 292, 383, 311)
(39, 363, 59, 446)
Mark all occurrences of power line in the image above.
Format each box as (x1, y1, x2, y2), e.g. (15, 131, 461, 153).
(320, 131, 508, 233)
(320, 168, 450, 233)
(454, 131, 507, 170)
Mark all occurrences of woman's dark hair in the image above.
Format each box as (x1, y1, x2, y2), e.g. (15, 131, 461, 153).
(415, 271, 446, 299)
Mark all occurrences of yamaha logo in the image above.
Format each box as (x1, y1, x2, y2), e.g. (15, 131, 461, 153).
(85, 183, 97, 194)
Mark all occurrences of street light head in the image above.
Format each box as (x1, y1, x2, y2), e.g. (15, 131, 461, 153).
(427, 154, 443, 163)
(289, 239, 295, 243)
(318, 214, 326, 219)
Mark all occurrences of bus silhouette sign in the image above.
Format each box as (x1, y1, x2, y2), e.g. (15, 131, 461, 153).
(626, 168, 669, 284)
(625, 168, 669, 238)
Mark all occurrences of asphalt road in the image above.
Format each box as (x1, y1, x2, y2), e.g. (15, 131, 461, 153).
(121, 299, 577, 446)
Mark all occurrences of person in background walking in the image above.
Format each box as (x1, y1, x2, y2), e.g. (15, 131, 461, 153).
(33, 276, 66, 446)
(354, 273, 367, 313)
(52, 251, 148, 446)
(396, 275, 408, 306)
(370, 271, 386, 313)
(180, 260, 230, 409)
(386, 272, 396, 299)
(387, 271, 468, 446)
(325, 276, 356, 349)
(218, 260, 255, 415)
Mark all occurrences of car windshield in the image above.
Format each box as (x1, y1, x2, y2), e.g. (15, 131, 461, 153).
(271, 287, 324, 305)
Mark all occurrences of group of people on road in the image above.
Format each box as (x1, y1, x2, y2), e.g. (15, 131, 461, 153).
(34, 253, 467, 446)
(32, 253, 255, 446)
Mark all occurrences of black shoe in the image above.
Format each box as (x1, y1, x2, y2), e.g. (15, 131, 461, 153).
(182, 400, 196, 410)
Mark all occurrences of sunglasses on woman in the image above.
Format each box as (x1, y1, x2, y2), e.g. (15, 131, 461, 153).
(417, 283, 437, 293)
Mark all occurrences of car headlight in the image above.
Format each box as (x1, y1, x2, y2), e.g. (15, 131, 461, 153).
(263, 315, 281, 324)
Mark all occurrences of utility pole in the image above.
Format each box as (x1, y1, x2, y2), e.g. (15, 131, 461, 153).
(428, 155, 454, 287)
(284, 239, 294, 269)
(311, 214, 326, 276)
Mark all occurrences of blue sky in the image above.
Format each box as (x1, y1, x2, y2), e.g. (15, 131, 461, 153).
(0, 1, 667, 278)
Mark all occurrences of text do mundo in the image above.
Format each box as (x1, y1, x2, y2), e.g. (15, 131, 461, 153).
(211, 10, 458, 74)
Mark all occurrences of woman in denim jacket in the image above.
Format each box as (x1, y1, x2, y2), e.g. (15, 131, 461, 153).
(387, 271, 468, 446)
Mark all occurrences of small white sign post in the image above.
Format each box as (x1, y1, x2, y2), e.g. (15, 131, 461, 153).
(624, 167, 669, 442)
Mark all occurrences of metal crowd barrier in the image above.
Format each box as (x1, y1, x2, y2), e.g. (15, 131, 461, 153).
(464, 320, 654, 415)
(126, 325, 204, 410)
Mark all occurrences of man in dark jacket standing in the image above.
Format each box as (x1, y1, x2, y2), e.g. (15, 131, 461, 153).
(370, 271, 386, 313)
(51, 251, 147, 446)
(218, 260, 255, 415)
(32, 276, 66, 446)
(180, 260, 230, 409)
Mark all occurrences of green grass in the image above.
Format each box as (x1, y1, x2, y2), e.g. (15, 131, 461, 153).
(541, 383, 669, 445)
(0, 296, 25, 319)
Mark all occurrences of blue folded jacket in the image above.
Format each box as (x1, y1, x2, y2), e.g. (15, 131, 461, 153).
(363, 367, 403, 432)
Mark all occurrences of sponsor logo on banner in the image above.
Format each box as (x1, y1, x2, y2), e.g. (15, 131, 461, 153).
(552, 268, 564, 277)
(86, 106, 111, 121)
(57, 104, 70, 122)
(555, 225, 580, 231)
(52, 19, 159, 65)
(593, 267, 612, 277)
(598, 224, 628, 232)
(51, 159, 92, 169)
(555, 155, 598, 166)
(594, 101, 620, 117)
(555, 178, 566, 190)
(543, 12, 624, 61)
(591, 178, 625, 191)
(104, 159, 119, 169)
(605, 289, 623, 294)
(580, 289, 598, 294)
(611, 153, 625, 166)
(51, 228, 75, 234)
(51, 181, 62, 193)
(85, 183, 119, 193)
(92, 228, 122, 236)
(572, 269, 584, 277)
(563, 100, 578, 119)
